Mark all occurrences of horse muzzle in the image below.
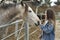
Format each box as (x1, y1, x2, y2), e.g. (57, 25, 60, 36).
(35, 21, 40, 26)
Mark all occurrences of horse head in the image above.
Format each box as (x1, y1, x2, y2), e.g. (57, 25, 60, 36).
(17, 2, 40, 26)
(0, 1, 40, 26)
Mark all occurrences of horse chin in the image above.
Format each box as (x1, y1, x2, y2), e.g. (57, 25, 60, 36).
(29, 22, 39, 26)
(28, 21, 40, 26)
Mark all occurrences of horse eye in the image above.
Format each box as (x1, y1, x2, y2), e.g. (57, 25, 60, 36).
(29, 10, 32, 12)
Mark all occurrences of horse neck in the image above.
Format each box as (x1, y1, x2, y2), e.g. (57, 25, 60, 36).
(0, 7, 20, 25)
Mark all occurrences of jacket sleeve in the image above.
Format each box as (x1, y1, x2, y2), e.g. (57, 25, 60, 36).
(39, 23, 54, 33)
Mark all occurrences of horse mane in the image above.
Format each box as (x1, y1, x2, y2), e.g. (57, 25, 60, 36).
(0, 1, 28, 10)
(0, 2, 28, 22)
(0, 3, 16, 9)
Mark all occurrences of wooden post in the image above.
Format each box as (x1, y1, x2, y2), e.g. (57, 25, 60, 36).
(36, 6, 39, 15)
(15, 22, 19, 40)
(24, 17, 29, 40)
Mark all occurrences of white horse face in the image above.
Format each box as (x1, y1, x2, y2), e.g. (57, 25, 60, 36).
(16, 3, 40, 26)
(28, 7, 40, 26)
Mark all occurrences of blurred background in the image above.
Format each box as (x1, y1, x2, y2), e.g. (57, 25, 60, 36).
(0, 0, 60, 40)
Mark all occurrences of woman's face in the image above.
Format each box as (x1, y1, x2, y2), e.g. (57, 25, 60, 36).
(45, 11, 47, 20)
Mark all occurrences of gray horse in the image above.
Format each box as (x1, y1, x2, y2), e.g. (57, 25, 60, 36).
(0, 1, 40, 39)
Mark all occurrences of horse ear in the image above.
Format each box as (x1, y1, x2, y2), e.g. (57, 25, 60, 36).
(21, 1, 24, 6)
(25, 3, 28, 12)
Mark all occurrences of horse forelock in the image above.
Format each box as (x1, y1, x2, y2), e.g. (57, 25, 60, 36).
(22, 3, 28, 20)
(25, 3, 28, 12)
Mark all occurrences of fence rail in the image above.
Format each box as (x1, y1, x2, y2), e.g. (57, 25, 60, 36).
(0, 19, 23, 28)
(1, 19, 38, 40)
(0, 0, 40, 40)
(1, 19, 23, 40)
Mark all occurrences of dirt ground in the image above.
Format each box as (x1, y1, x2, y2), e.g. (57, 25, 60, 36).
(55, 20, 60, 40)
(1, 22, 41, 40)
(1, 20, 60, 40)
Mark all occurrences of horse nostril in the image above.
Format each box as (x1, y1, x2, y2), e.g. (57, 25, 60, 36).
(35, 21, 40, 26)
(37, 21, 40, 25)
(35, 23, 38, 26)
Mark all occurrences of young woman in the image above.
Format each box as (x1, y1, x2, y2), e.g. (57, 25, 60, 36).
(39, 8, 55, 40)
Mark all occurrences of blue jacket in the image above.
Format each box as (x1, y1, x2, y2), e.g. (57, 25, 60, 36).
(40, 21, 55, 40)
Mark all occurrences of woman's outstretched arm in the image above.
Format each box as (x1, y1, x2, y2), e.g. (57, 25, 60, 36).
(39, 23, 54, 33)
